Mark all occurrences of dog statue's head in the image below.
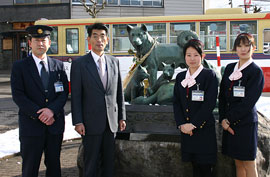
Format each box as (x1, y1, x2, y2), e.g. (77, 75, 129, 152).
(162, 62, 175, 80)
(127, 24, 154, 52)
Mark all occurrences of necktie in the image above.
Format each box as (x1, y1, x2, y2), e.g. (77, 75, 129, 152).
(98, 58, 107, 89)
(40, 61, 49, 90)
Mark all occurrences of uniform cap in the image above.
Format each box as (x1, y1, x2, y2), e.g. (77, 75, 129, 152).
(26, 25, 53, 38)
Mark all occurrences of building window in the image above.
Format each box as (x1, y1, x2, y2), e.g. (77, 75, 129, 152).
(66, 28, 79, 54)
(145, 23, 166, 43)
(230, 21, 257, 50)
(107, 0, 118, 5)
(113, 24, 136, 53)
(72, 0, 103, 5)
(47, 27, 58, 54)
(14, 0, 61, 4)
(170, 23, 195, 44)
(72, 0, 163, 7)
(200, 22, 226, 51)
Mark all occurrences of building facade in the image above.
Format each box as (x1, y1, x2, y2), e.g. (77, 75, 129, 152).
(0, 0, 71, 70)
(0, 0, 206, 70)
(71, 0, 205, 19)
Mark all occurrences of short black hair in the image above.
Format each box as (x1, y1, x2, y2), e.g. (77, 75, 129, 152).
(183, 39, 204, 57)
(87, 23, 108, 37)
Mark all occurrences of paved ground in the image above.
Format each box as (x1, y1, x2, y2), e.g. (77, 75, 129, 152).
(0, 70, 80, 177)
(0, 139, 80, 177)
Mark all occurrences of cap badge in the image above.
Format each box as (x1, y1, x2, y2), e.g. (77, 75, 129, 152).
(37, 29, 43, 34)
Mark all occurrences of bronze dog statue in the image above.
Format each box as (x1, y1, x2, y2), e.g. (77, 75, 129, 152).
(127, 24, 198, 87)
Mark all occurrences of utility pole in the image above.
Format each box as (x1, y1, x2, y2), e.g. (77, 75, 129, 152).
(229, 0, 233, 8)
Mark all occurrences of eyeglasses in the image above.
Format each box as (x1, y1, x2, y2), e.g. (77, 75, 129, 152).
(92, 34, 107, 40)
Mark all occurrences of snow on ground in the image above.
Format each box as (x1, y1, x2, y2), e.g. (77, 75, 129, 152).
(0, 97, 269, 159)
(0, 114, 79, 158)
(0, 56, 269, 158)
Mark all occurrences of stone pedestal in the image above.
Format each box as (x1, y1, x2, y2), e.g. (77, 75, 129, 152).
(78, 105, 270, 177)
(114, 105, 270, 177)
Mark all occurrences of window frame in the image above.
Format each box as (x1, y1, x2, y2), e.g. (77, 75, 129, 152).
(229, 20, 258, 50)
(112, 24, 136, 53)
(169, 22, 196, 44)
(14, 0, 61, 4)
(71, 0, 163, 7)
(66, 28, 79, 54)
(199, 21, 227, 51)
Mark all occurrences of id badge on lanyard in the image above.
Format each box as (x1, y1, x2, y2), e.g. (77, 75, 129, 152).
(54, 74, 64, 93)
(192, 84, 204, 102)
(233, 80, 245, 97)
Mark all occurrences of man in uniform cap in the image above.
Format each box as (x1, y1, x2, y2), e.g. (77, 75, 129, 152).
(11, 25, 69, 177)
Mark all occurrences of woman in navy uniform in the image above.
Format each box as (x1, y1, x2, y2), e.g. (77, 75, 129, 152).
(173, 39, 218, 177)
(219, 33, 264, 177)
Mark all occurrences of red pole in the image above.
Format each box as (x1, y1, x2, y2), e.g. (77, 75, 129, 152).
(216, 36, 221, 67)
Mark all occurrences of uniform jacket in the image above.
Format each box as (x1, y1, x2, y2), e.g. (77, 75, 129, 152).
(219, 62, 264, 126)
(71, 52, 126, 135)
(11, 56, 69, 136)
(173, 68, 218, 153)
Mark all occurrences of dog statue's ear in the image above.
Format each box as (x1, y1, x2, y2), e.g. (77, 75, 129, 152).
(171, 62, 176, 68)
(162, 62, 166, 67)
(127, 25, 133, 33)
(141, 24, 147, 32)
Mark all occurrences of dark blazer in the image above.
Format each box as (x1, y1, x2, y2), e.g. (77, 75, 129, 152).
(11, 56, 69, 136)
(173, 68, 218, 154)
(71, 52, 126, 135)
(219, 62, 264, 125)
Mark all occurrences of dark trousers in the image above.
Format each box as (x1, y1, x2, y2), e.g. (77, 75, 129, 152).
(192, 162, 215, 177)
(19, 133, 63, 177)
(82, 126, 115, 177)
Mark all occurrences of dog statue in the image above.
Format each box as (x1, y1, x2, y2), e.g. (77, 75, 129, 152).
(147, 62, 175, 96)
(127, 24, 198, 87)
(131, 81, 175, 105)
(124, 65, 149, 103)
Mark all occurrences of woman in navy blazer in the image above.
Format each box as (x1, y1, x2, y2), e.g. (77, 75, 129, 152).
(219, 33, 264, 177)
(173, 39, 218, 177)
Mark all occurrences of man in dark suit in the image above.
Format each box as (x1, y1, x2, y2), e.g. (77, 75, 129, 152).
(71, 23, 126, 177)
(11, 25, 69, 177)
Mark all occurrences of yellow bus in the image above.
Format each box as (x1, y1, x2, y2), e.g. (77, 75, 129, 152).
(35, 8, 270, 92)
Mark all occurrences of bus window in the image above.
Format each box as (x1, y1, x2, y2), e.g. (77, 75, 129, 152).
(230, 21, 257, 50)
(263, 29, 270, 55)
(145, 23, 166, 43)
(113, 24, 136, 53)
(66, 28, 79, 54)
(47, 26, 58, 54)
(170, 23, 195, 43)
(200, 22, 226, 51)
(85, 25, 110, 53)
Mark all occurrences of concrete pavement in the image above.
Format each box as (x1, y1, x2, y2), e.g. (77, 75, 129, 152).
(0, 139, 80, 177)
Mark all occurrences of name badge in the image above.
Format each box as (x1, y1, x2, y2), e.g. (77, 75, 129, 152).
(192, 90, 204, 102)
(54, 81, 64, 93)
(233, 86, 245, 97)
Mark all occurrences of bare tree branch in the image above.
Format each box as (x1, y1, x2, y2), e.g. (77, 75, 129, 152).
(80, 0, 106, 18)
(253, 5, 262, 13)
